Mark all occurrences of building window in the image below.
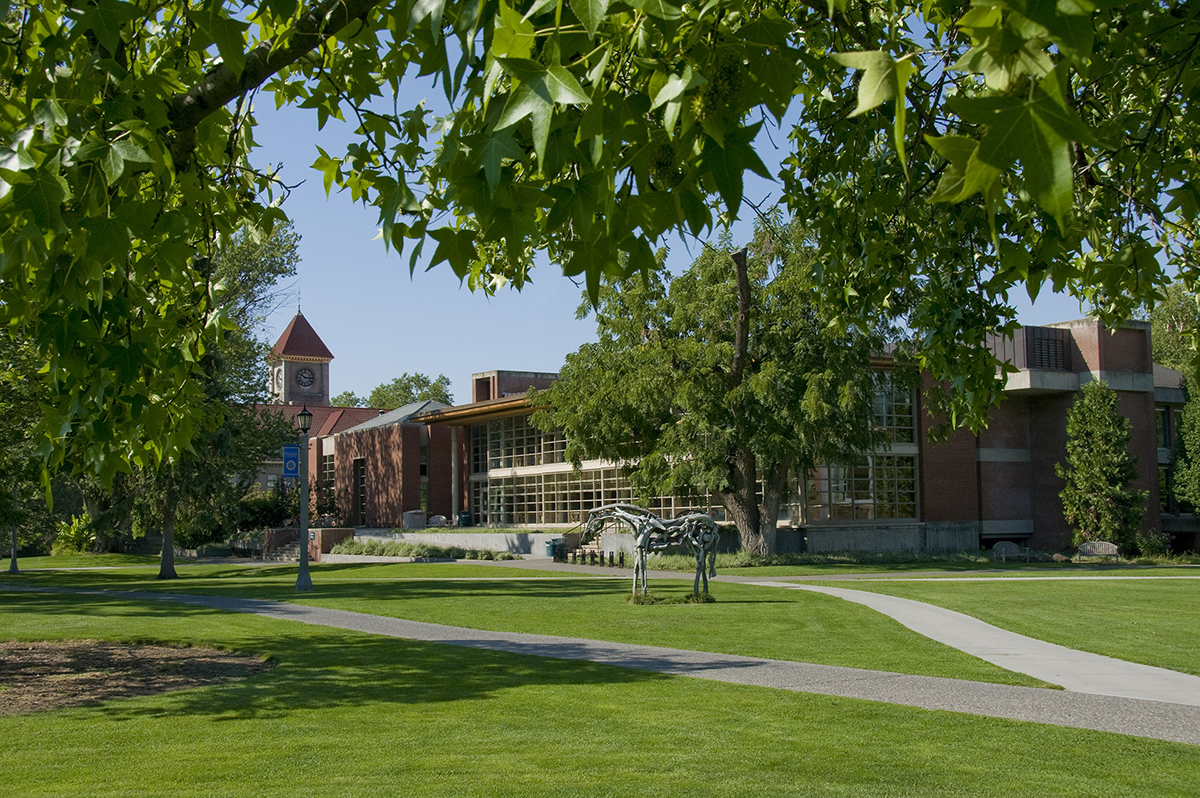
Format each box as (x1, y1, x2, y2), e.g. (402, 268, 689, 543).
(419, 443, 429, 477)
(874, 375, 915, 444)
(471, 424, 488, 474)
(321, 454, 335, 493)
(482, 468, 714, 526)
(798, 376, 920, 523)
(806, 455, 918, 522)
(470, 479, 489, 524)
(487, 415, 559, 469)
(1157, 407, 1173, 449)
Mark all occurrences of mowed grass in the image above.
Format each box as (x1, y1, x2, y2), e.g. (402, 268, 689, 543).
(3, 553, 161, 569)
(3, 563, 1047, 687)
(1, 590, 1198, 797)
(817, 576, 1200, 676)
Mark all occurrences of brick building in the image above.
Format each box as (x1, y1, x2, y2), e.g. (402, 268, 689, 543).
(405, 318, 1189, 554)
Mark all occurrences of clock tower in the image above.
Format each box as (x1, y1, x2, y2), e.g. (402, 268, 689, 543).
(268, 311, 334, 406)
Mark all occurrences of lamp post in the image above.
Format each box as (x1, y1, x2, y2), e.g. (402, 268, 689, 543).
(8, 486, 17, 575)
(295, 406, 314, 592)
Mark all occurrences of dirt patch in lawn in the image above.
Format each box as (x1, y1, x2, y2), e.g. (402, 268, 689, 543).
(0, 639, 272, 714)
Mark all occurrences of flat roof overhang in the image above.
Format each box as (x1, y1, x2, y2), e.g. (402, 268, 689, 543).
(414, 394, 540, 425)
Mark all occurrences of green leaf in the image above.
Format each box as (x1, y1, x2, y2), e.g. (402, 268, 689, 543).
(892, 56, 916, 180)
(411, 0, 448, 41)
(564, 234, 617, 304)
(185, 10, 250, 76)
(83, 215, 131, 267)
(474, 128, 524, 190)
(697, 122, 770, 212)
(428, 228, 478, 278)
(546, 66, 589, 105)
(650, 65, 702, 111)
(832, 51, 904, 117)
(496, 82, 553, 164)
(493, 2, 536, 59)
(74, 0, 139, 55)
(99, 140, 152, 184)
(926, 134, 1000, 203)
(12, 172, 67, 230)
(570, 0, 610, 37)
(1032, 65, 1100, 147)
(523, 0, 559, 20)
(624, 0, 682, 21)
(948, 84, 1079, 229)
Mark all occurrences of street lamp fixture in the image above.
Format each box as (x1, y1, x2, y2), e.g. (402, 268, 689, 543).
(295, 406, 314, 592)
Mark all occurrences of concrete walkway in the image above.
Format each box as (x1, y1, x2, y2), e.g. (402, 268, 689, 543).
(751, 581, 1200, 707)
(4, 583, 1200, 746)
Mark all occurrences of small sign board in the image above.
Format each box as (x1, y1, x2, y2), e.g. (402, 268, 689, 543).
(281, 445, 300, 478)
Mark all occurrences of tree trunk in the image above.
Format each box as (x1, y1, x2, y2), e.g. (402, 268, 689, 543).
(157, 499, 178, 580)
(721, 249, 769, 554)
(758, 460, 792, 557)
(719, 447, 769, 555)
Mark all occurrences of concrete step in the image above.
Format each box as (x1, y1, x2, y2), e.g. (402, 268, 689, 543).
(263, 543, 301, 562)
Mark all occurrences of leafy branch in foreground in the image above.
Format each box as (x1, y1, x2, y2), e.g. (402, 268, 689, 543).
(2, 1, 1197, 484)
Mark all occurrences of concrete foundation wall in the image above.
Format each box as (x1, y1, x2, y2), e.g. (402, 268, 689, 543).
(805, 522, 977, 554)
(358, 530, 564, 556)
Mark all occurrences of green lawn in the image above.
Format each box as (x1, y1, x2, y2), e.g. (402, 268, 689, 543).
(704, 562, 1200, 577)
(1, 563, 1047, 686)
(1, 589, 1197, 797)
(3, 553, 162, 569)
(813, 576, 1200, 676)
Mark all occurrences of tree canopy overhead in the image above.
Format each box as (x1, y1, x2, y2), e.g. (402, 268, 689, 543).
(2, 0, 1198, 481)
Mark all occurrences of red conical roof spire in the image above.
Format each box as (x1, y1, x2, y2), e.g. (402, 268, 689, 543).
(272, 312, 334, 360)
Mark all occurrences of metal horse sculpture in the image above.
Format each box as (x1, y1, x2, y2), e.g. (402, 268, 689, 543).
(582, 504, 719, 597)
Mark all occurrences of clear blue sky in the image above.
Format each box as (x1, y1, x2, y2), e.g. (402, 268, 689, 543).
(250, 91, 1087, 406)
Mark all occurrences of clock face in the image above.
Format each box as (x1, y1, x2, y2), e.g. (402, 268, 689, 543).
(295, 368, 315, 388)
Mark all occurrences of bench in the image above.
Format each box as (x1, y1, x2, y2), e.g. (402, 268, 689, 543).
(991, 540, 1028, 563)
(1076, 540, 1120, 562)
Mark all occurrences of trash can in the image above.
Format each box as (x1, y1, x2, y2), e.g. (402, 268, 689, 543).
(545, 540, 557, 558)
(552, 540, 567, 561)
(457, 511, 471, 528)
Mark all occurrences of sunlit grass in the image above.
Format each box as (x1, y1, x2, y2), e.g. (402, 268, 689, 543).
(812, 577, 1200, 676)
(1, 590, 1198, 797)
(4, 562, 1046, 687)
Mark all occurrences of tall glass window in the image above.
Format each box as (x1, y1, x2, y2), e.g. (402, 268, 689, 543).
(803, 376, 919, 523)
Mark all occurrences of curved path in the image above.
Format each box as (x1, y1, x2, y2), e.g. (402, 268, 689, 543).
(4, 583, 1200, 746)
(749, 581, 1200, 707)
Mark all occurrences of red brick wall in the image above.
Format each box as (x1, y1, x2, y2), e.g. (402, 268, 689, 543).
(428, 424, 454, 518)
(979, 461, 1032, 522)
(335, 425, 406, 527)
(918, 376, 980, 523)
(977, 396, 1030, 449)
(400, 424, 420, 515)
(1064, 320, 1101, 373)
(1027, 393, 1073, 549)
(1118, 389, 1160, 532)
(1101, 324, 1153, 373)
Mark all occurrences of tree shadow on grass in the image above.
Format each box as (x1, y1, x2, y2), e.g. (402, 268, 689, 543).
(0, 589, 711, 725)
(3, 569, 792, 605)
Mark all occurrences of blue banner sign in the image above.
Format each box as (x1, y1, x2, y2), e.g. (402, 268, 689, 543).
(282, 445, 300, 478)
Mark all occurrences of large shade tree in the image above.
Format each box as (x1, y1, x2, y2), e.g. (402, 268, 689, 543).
(533, 223, 902, 554)
(2, 1, 1198, 484)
